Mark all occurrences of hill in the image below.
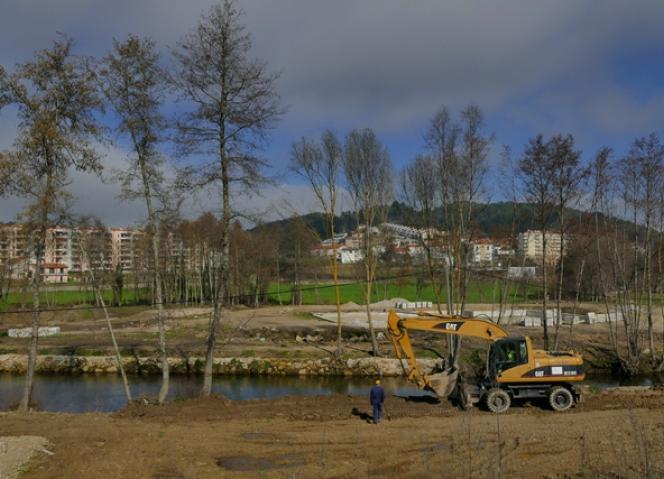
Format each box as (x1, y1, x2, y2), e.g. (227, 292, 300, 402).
(257, 201, 639, 241)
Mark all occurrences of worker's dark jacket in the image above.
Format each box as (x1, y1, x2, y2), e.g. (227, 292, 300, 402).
(369, 385, 385, 405)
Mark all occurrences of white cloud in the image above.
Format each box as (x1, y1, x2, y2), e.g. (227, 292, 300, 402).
(3, 1, 664, 223)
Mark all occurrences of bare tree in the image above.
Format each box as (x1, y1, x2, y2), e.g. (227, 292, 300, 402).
(400, 154, 444, 313)
(0, 35, 103, 411)
(519, 134, 555, 350)
(172, 0, 282, 395)
(291, 131, 345, 355)
(456, 106, 491, 311)
(343, 128, 392, 356)
(622, 134, 664, 366)
(425, 107, 459, 316)
(425, 105, 490, 367)
(548, 134, 586, 350)
(76, 218, 132, 402)
(495, 145, 522, 323)
(100, 34, 172, 404)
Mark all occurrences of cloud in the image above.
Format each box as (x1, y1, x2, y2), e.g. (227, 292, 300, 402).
(3, 0, 664, 135)
(3, 1, 664, 220)
(0, 137, 349, 226)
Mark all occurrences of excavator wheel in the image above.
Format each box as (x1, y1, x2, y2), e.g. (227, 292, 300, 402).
(485, 388, 511, 414)
(548, 386, 574, 412)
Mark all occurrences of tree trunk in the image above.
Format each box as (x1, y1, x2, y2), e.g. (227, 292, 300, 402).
(541, 228, 549, 350)
(20, 171, 52, 413)
(566, 258, 584, 350)
(136, 146, 169, 404)
(425, 242, 443, 314)
(365, 265, 380, 357)
(202, 135, 231, 396)
(20, 254, 41, 412)
(330, 217, 343, 357)
(96, 281, 132, 402)
(553, 213, 565, 351)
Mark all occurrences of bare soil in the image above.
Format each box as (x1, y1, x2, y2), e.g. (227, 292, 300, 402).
(2, 388, 664, 478)
(1, 303, 654, 371)
(0, 435, 50, 479)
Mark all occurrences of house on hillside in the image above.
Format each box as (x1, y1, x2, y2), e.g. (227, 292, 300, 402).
(337, 247, 363, 264)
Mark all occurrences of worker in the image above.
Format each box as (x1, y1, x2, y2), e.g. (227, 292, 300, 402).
(369, 379, 385, 424)
(505, 344, 516, 362)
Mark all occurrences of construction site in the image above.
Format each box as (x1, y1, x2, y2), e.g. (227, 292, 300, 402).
(3, 0, 664, 477)
(1, 299, 664, 477)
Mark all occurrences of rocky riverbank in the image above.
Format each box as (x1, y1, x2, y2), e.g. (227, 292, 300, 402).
(0, 354, 438, 377)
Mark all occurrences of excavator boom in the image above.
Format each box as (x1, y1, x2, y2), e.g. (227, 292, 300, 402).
(387, 310, 508, 397)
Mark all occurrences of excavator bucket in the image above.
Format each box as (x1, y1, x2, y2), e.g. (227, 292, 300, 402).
(426, 368, 459, 398)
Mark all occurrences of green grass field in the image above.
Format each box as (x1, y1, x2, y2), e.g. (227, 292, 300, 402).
(266, 279, 542, 305)
(0, 278, 542, 312)
(0, 288, 150, 312)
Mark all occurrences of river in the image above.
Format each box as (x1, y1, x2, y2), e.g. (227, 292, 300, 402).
(0, 373, 656, 413)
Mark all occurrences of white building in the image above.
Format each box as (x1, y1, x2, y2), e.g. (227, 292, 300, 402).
(41, 262, 69, 283)
(517, 230, 565, 263)
(337, 247, 364, 264)
(471, 239, 497, 264)
(0, 224, 148, 279)
(507, 266, 537, 279)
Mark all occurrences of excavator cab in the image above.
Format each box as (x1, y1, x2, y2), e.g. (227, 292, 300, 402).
(488, 338, 529, 377)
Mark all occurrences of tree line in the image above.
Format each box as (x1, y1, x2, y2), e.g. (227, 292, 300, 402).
(1, 0, 663, 413)
(0, 1, 282, 410)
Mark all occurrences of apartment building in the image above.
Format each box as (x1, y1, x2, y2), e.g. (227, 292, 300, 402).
(0, 224, 26, 264)
(517, 230, 565, 263)
(0, 224, 146, 280)
(110, 228, 144, 272)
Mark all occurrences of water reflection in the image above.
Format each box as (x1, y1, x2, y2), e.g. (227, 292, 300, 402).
(0, 374, 431, 413)
(0, 373, 655, 413)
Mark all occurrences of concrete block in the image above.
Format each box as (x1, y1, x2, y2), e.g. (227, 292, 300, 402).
(8, 326, 60, 338)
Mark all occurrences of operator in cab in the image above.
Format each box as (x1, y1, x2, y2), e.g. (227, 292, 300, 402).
(505, 343, 516, 362)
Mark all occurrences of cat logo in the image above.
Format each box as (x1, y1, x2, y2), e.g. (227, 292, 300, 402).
(444, 323, 460, 331)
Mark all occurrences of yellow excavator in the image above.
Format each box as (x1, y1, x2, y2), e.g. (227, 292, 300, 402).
(387, 310, 585, 413)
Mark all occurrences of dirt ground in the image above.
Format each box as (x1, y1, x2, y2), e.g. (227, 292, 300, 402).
(2, 388, 664, 478)
(1, 303, 655, 369)
(0, 436, 50, 479)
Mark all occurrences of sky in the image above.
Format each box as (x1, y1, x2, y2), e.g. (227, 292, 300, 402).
(1, 0, 664, 226)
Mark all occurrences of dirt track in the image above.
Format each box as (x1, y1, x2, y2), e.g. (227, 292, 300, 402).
(3, 388, 664, 478)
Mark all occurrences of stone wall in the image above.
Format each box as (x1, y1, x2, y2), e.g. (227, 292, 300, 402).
(0, 354, 439, 377)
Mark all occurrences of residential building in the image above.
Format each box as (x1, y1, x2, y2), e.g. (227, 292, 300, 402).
(0, 224, 27, 265)
(337, 246, 363, 264)
(41, 262, 69, 283)
(0, 224, 147, 280)
(110, 228, 145, 272)
(471, 238, 496, 264)
(517, 230, 566, 263)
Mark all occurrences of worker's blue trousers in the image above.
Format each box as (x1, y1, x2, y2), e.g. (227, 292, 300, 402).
(372, 404, 382, 423)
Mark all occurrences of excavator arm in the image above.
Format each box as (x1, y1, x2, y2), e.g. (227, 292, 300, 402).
(387, 310, 508, 397)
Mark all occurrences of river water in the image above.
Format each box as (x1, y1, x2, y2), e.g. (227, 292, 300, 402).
(0, 373, 656, 413)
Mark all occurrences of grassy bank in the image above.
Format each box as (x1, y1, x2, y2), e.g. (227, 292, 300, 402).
(265, 278, 542, 305)
(0, 288, 150, 312)
(0, 278, 542, 311)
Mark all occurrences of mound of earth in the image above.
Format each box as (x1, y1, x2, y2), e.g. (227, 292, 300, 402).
(339, 301, 360, 311)
(370, 298, 411, 310)
(0, 435, 51, 479)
